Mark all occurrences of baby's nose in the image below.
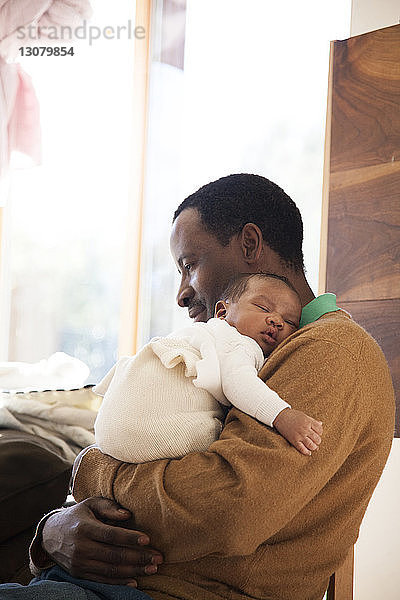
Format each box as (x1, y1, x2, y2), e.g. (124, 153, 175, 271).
(266, 313, 284, 328)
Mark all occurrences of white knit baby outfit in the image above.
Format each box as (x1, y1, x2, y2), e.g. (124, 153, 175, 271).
(94, 318, 291, 463)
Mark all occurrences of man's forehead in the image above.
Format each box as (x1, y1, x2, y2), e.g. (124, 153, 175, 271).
(172, 208, 203, 234)
(170, 231, 211, 260)
(170, 209, 214, 253)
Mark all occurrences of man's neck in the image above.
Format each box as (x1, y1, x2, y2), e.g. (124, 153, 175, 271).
(290, 274, 316, 308)
(257, 249, 316, 308)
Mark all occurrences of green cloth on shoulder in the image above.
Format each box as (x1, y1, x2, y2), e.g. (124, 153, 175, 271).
(299, 293, 340, 328)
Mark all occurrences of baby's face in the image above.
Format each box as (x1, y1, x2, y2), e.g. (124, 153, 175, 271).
(220, 278, 301, 357)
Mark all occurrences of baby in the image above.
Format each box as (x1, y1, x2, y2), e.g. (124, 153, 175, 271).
(94, 273, 323, 461)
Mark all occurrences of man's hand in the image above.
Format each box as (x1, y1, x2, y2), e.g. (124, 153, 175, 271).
(273, 408, 323, 456)
(42, 497, 163, 586)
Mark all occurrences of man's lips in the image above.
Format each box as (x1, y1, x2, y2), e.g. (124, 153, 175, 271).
(188, 304, 206, 322)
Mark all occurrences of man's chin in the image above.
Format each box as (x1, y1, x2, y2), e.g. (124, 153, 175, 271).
(189, 306, 208, 323)
(193, 310, 208, 323)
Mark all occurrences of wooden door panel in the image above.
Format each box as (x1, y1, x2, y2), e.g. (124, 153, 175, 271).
(324, 24, 400, 436)
(330, 25, 400, 174)
(326, 170, 400, 301)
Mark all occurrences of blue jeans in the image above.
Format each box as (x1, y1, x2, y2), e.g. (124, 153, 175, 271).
(0, 566, 152, 599)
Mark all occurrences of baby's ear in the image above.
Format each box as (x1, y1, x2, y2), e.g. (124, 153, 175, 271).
(214, 300, 227, 319)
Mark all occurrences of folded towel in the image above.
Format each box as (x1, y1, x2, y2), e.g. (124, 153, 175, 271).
(0, 383, 97, 463)
(0, 395, 96, 462)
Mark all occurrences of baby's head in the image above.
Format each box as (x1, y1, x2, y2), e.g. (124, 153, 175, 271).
(215, 273, 302, 357)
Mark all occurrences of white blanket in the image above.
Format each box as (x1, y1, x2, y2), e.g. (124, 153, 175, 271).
(0, 351, 89, 391)
(0, 352, 95, 463)
(0, 393, 96, 463)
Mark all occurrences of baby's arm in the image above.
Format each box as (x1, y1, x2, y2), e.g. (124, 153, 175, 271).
(273, 408, 323, 456)
(220, 357, 322, 455)
(214, 328, 322, 455)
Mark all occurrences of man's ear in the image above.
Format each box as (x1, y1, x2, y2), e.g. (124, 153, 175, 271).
(240, 223, 263, 263)
(214, 300, 228, 319)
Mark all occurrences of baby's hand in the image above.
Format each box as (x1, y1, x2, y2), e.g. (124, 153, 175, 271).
(273, 408, 323, 456)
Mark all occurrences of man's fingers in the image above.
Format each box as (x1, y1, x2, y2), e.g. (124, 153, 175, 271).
(87, 523, 164, 566)
(89, 521, 156, 552)
(84, 497, 132, 522)
(72, 553, 161, 582)
(41, 498, 164, 584)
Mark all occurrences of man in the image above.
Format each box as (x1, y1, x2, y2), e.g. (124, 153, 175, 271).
(7, 175, 396, 599)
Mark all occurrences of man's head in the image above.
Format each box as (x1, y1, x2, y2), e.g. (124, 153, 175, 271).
(215, 273, 301, 357)
(170, 173, 305, 322)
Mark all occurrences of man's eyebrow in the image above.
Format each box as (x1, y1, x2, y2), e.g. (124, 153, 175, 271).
(177, 253, 196, 266)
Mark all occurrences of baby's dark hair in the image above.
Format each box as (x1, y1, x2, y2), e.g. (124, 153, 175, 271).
(221, 272, 301, 305)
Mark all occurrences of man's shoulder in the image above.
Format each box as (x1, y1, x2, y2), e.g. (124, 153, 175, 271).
(264, 308, 391, 382)
(297, 309, 382, 360)
(260, 309, 394, 422)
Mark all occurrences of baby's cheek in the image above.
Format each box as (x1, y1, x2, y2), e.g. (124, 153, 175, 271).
(280, 329, 293, 343)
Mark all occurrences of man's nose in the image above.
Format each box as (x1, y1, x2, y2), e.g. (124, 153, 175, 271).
(176, 279, 195, 308)
(266, 313, 284, 329)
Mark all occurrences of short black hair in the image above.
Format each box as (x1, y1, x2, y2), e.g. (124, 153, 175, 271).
(221, 272, 301, 305)
(173, 173, 304, 270)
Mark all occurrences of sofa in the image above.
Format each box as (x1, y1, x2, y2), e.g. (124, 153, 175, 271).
(0, 386, 99, 583)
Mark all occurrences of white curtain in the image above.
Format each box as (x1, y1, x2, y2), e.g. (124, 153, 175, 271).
(0, 0, 92, 189)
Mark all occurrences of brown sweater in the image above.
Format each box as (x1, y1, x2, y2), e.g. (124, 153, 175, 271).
(72, 310, 395, 600)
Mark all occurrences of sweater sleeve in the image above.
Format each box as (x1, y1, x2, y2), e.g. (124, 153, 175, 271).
(92, 361, 118, 396)
(72, 331, 393, 563)
(212, 322, 291, 426)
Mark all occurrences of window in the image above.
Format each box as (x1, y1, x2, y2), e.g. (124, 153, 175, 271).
(0, 0, 352, 382)
(1, 0, 136, 383)
(138, 0, 352, 346)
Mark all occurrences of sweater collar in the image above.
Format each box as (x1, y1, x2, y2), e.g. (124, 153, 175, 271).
(299, 293, 340, 328)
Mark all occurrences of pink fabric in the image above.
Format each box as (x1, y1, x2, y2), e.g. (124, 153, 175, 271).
(8, 64, 42, 164)
(0, 0, 92, 183)
(0, 1, 93, 58)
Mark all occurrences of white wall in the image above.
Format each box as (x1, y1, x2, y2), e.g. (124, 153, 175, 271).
(354, 439, 400, 599)
(351, 0, 400, 36)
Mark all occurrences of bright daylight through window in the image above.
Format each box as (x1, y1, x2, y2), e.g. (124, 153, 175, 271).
(138, 0, 352, 347)
(1, 1, 136, 383)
